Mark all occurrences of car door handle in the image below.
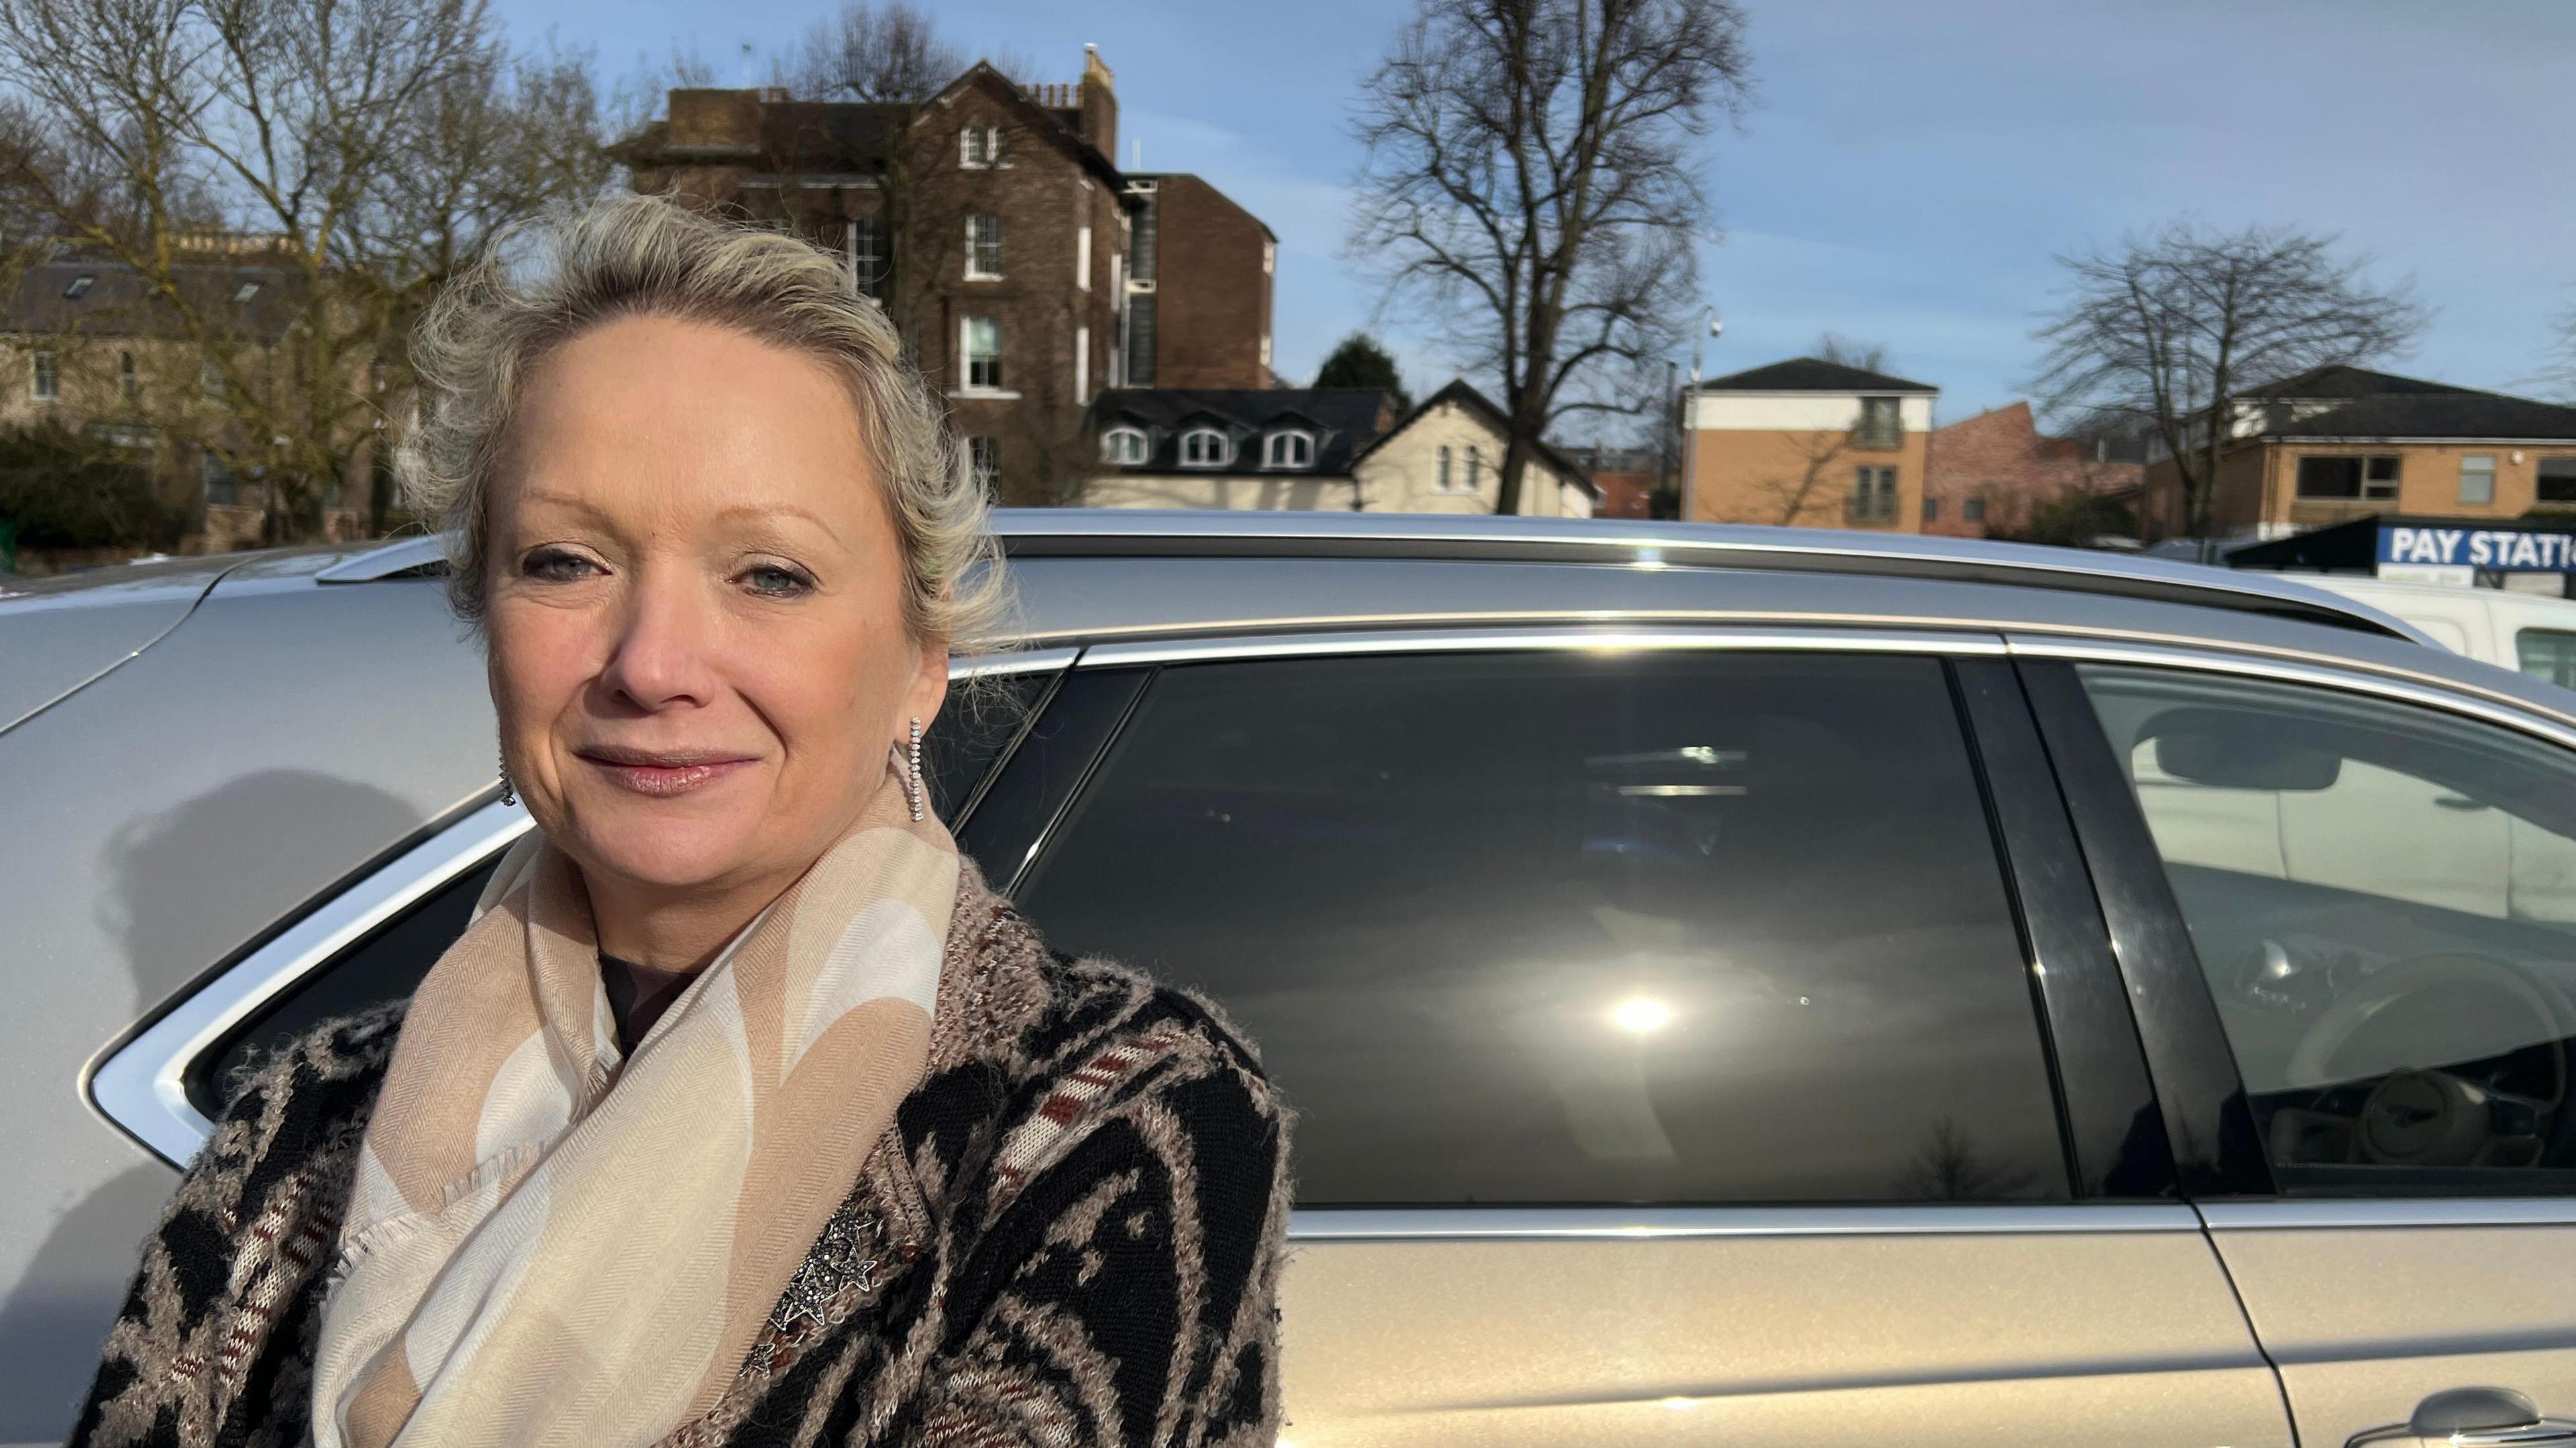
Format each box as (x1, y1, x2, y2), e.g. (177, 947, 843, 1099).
(2349, 1387, 2576, 1447)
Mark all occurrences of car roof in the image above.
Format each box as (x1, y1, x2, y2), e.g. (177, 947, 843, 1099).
(301, 510, 2435, 645)
(2294, 571, 2576, 616)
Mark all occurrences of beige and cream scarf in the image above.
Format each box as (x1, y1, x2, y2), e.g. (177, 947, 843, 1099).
(309, 767, 958, 1448)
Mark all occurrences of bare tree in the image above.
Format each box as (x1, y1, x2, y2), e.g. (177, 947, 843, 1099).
(1815, 332, 1886, 372)
(1725, 428, 1852, 527)
(1350, 0, 1750, 514)
(776, 3, 991, 357)
(0, 0, 606, 540)
(788, 0, 961, 105)
(1891, 1119, 2040, 1201)
(2031, 222, 2424, 545)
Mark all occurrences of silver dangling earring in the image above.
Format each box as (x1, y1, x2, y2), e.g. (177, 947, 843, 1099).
(498, 747, 517, 807)
(906, 717, 925, 822)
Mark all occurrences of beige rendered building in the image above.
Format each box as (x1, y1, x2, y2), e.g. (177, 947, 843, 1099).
(1684, 358, 1938, 532)
(1085, 379, 1598, 517)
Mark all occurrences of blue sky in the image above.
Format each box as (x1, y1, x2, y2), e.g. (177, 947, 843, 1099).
(504, 0, 2576, 434)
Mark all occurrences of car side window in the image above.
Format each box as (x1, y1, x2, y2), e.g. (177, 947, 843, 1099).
(193, 671, 1055, 1113)
(2519, 627, 2576, 691)
(2077, 663, 2576, 1190)
(1010, 651, 2071, 1207)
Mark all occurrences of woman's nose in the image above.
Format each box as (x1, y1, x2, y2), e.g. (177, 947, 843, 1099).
(598, 569, 718, 711)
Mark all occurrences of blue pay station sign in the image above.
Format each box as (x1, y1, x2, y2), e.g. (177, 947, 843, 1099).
(2378, 523, 2576, 573)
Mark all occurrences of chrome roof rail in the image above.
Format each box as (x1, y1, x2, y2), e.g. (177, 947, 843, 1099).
(313, 533, 449, 583)
(303, 513, 2430, 645)
(989, 510, 2434, 644)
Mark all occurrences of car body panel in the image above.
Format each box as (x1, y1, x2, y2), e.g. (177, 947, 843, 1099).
(2200, 1209, 2576, 1443)
(15, 519, 2576, 1445)
(0, 557, 235, 734)
(1279, 1222, 2290, 1447)
(0, 575, 489, 1441)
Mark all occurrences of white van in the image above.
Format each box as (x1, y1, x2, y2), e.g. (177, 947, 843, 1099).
(2272, 573, 2576, 690)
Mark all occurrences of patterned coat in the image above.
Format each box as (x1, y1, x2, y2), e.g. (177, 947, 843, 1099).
(72, 875, 1294, 1447)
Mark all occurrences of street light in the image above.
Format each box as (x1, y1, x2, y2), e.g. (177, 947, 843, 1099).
(1679, 308, 1721, 523)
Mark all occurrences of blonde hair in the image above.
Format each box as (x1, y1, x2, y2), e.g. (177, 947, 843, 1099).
(396, 192, 1008, 653)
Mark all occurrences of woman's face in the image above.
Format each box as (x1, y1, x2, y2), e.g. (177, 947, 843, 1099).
(484, 314, 946, 899)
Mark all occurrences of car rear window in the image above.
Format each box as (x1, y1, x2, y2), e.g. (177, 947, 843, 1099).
(1012, 651, 2071, 1206)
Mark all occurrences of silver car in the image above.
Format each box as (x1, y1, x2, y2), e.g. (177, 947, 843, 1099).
(11, 512, 2576, 1448)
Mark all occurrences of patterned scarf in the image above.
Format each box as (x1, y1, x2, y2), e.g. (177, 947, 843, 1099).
(309, 765, 957, 1448)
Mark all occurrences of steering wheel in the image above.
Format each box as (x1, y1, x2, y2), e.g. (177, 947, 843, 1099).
(2278, 951, 2573, 1170)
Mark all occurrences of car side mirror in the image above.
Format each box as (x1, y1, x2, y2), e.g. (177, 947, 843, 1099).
(2149, 709, 2343, 791)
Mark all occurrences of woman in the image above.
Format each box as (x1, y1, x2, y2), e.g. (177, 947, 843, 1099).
(73, 194, 1293, 1448)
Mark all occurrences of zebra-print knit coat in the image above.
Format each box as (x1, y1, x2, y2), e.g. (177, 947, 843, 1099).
(71, 870, 1294, 1448)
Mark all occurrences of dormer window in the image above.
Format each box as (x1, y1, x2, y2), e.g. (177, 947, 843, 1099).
(1100, 425, 1148, 465)
(959, 125, 1002, 168)
(1262, 429, 1313, 469)
(1180, 427, 1231, 467)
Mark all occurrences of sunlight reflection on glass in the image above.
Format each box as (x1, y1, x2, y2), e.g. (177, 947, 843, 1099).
(1610, 995, 1672, 1034)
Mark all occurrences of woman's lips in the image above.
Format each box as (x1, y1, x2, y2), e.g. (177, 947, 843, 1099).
(575, 750, 756, 797)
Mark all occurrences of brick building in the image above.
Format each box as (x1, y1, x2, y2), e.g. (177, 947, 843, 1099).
(0, 249, 370, 561)
(1121, 174, 1275, 389)
(610, 49, 1274, 506)
(2138, 366, 2576, 543)
(1922, 401, 2142, 539)
(1562, 445, 1660, 519)
(1683, 358, 1937, 531)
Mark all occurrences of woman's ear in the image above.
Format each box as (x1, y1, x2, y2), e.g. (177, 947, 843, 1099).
(904, 636, 950, 733)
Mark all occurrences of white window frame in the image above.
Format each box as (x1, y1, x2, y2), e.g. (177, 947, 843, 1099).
(961, 316, 1004, 393)
(1180, 427, 1232, 468)
(959, 125, 1002, 168)
(118, 349, 138, 401)
(1263, 429, 1314, 469)
(1077, 226, 1092, 292)
(1074, 323, 1090, 404)
(968, 435, 1000, 494)
(965, 214, 1003, 280)
(1101, 426, 1148, 465)
(2461, 453, 2498, 506)
(30, 347, 57, 403)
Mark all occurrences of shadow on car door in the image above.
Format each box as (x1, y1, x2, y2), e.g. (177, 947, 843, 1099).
(994, 640, 2293, 1447)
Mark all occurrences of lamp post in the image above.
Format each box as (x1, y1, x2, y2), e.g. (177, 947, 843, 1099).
(1679, 307, 1721, 523)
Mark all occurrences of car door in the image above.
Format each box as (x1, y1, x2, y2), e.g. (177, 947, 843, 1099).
(2028, 647, 2576, 1447)
(91, 655, 1068, 1167)
(988, 630, 2290, 1448)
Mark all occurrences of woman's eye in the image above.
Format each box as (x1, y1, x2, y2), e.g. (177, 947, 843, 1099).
(524, 549, 598, 581)
(743, 564, 814, 598)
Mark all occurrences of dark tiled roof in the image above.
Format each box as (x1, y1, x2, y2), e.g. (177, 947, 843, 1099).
(1699, 357, 1937, 394)
(2243, 366, 2474, 400)
(2265, 392, 2576, 442)
(1, 256, 305, 339)
(1089, 388, 1392, 475)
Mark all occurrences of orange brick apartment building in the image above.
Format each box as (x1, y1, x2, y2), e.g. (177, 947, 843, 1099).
(1683, 358, 1937, 531)
(2139, 366, 2576, 542)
